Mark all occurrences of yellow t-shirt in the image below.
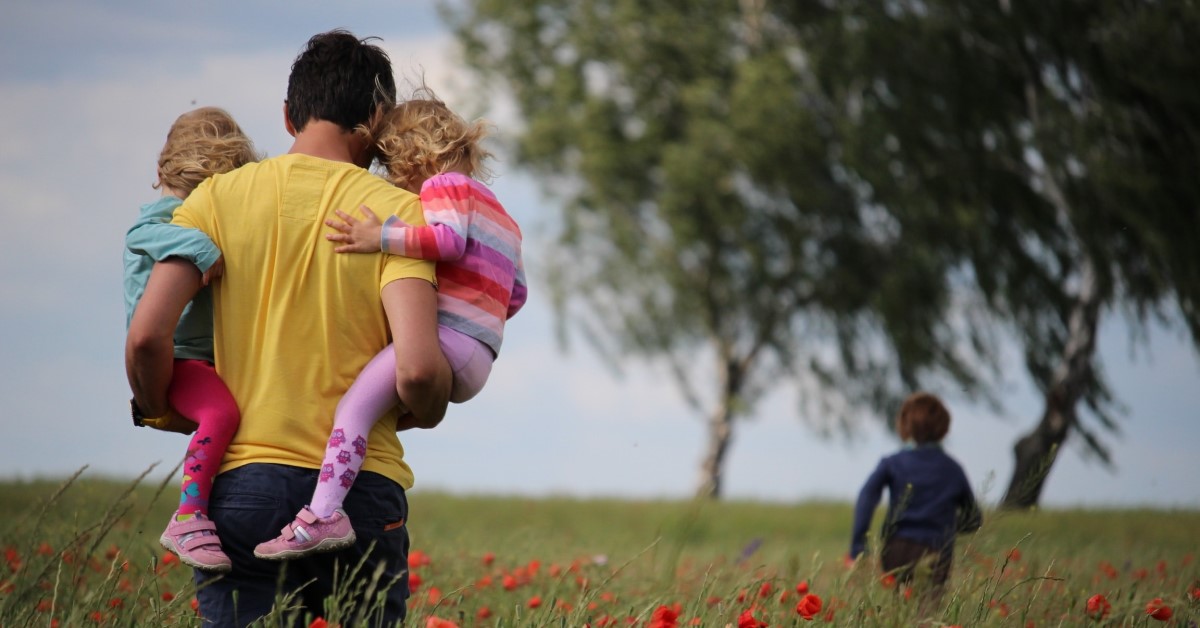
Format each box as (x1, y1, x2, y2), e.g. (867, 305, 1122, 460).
(173, 153, 436, 488)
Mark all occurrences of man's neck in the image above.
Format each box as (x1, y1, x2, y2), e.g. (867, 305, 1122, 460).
(288, 120, 368, 166)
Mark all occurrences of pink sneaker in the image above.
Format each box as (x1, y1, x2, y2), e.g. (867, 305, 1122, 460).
(254, 506, 356, 560)
(159, 512, 232, 573)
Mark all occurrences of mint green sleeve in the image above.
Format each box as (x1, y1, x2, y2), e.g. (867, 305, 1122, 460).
(125, 213, 221, 272)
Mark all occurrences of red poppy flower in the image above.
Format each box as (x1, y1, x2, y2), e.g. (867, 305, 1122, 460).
(477, 606, 493, 620)
(502, 574, 518, 590)
(796, 593, 823, 620)
(650, 604, 681, 628)
(528, 595, 542, 609)
(426, 586, 442, 605)
(408, 550, 431, 568)
(408, 572, 423, 591)
(736, 608, 768, 628)
(161, 591, 175, 602)
(880, 574, 897, 589)
(482, 552, 495, 566)
(758, 582, 773, 598)
(1145, 598, 1172, 621)
(795, 580, 809, 595)
(1097, 561, 1117, 580)
(1007, 548, 1022, 562)
(309, 619, 328, 628)
(425, 617, 459, 628)
(1085, 594, 1111, 620)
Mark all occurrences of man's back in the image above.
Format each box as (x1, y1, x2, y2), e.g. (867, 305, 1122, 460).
(173, 153, 434, 487)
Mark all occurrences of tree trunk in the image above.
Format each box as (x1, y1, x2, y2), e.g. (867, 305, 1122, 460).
(1001, 258, 1101, 509)
(695, 359, 742, 499)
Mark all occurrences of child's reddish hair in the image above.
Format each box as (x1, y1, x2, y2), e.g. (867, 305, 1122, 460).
(896, 392, 951, 444)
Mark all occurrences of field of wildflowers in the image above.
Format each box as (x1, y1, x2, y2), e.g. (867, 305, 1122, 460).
(0, 468, 1196, 626)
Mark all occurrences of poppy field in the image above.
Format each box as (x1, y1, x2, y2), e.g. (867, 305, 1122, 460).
(0, 469, 1197, 627)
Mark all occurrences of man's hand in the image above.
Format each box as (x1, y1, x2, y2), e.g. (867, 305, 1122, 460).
(325, 205, 386, 253)
(201, 255, 225, 286)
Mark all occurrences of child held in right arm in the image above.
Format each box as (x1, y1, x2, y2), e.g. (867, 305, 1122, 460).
(124, 107, 258, 572)
(847, 392, 982, 599)
(254, 92, 526, 560)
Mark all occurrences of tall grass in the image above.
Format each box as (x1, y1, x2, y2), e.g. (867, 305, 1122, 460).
(0, 470, 1196, 626)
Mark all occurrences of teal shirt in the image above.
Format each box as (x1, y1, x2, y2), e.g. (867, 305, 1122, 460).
(123, 195, 222, 362)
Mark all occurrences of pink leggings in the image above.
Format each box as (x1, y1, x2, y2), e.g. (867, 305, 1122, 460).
(309, 326, 492, 517)
(168, 359, 240, 517)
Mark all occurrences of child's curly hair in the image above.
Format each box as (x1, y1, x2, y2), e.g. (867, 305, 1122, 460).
(155, 107, 259, 197)
(896, 392, 951, 444)
(370, 87, 493, 192)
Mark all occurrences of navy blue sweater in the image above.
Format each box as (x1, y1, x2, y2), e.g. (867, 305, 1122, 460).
(849, 444, 981, 559)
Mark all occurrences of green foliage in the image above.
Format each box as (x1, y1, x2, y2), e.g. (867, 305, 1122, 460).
(2, 476, 1198, 626)
(442, 0, 997, 442)
(442, 0, 1200, 498)
(822, 0, 1200, 459)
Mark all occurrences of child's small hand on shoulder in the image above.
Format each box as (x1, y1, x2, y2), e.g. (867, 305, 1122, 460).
(325, 205, 385, 253)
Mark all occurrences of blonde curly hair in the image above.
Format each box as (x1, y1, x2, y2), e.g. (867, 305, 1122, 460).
(370, 88, 493, 193)
(155, 107, 259, 197)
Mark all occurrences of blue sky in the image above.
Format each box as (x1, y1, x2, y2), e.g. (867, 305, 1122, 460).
(1, 0, 1197, 509)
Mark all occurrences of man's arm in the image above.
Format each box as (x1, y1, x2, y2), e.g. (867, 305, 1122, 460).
(125, 258, 202, 417)
(382, 278, 451, 428)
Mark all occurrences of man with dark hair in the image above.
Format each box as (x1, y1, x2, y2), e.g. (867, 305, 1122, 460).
(126, 29, 451, 625)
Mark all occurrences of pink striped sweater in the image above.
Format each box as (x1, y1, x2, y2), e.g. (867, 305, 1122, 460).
(381, 171, 526, 355)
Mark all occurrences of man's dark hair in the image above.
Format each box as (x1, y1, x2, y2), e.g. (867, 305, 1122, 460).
(286, 29, 397, 133)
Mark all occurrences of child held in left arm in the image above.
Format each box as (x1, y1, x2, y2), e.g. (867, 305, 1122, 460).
(253, 93, 526, 560)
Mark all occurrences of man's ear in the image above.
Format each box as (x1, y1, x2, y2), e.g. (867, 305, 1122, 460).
(283, 101, 297, 137)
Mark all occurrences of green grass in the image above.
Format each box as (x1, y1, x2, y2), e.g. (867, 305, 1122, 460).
(0, 469, 1196, 626)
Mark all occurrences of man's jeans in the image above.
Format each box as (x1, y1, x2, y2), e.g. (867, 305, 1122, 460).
(194, 463, 410, 627)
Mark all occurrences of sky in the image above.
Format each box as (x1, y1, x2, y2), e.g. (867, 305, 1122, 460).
(1, 0, 1197, 510)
